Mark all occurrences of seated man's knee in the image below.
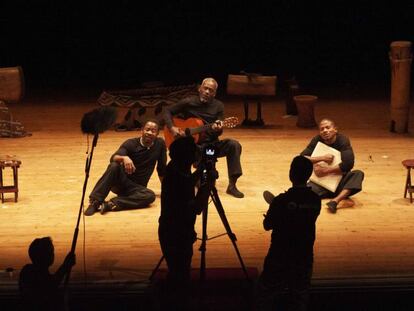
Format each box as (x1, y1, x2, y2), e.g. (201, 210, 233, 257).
(145, 189, 156, 204)
(108, 162, 122, 172)
(128, 189, 156, 209)
(227, 139, 242, 154)
(353, 170, 364, 180)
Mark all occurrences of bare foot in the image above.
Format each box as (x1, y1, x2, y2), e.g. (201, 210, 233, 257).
(339, 198, 355, 208)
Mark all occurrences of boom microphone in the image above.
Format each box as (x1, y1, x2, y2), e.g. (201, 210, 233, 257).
(65, 106, 117, 300)
(81, 106, 118, 135)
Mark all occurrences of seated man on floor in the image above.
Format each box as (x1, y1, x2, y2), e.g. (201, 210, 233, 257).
(300, 118, 364, 213)
(264, 118, 364, 214)
(84, 119, 167, 216)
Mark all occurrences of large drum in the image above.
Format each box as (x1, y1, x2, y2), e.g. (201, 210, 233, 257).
(294, 95, 318, 128)
(389, 41, 412, 133)
(0, 66, 25, 103)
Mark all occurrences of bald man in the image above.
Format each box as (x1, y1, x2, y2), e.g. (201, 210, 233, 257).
(164, 78, 244, 198)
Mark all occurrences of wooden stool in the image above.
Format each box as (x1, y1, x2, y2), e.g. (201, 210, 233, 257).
(294, 95, 318, 128)
(0, 155, 21, 203)
(402, 159, 414, 203)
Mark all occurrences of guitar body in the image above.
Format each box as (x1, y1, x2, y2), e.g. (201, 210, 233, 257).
(164, 117, 204, 148)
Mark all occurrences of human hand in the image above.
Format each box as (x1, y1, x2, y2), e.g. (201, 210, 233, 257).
(211, 120, 223, 132)
(171, 126, 184, 137)
(314, 164, 327, 177)
(323, 154, 334, 164)
(123, 156, 136, 174)
(64, 252, 76, 268)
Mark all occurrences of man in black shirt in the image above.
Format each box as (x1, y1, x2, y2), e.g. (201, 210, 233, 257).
(84, 120, 167, 216)
(163, 77, 244, 198)
(256, 156, 321, 311)
(300, 118, 364, 213)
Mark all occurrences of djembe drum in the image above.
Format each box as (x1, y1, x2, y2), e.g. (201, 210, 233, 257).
(389, 41, 412, 133)
(294, 95, 318, 128)
(0, 66, 25, 103)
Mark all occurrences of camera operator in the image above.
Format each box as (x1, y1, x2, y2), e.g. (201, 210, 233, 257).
(158, 136, 213, 310)
(256, 156, 321, 311)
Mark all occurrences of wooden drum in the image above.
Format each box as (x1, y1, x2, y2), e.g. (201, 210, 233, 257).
(0, 66, 25, 103)
(294, 95, 318, 128)
(389, 41, 412, 133)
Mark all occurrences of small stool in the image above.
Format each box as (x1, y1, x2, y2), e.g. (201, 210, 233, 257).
(0, 156, 21, 203)
(294, 95, 318, 128)
(402, 159, 414, 203)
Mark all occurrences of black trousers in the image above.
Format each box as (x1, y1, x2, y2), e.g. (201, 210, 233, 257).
(256, 255, 313, 311)
(158, 226, 194, 311)
(308, 169, 364, 198)
(89, 162, 155, 210)
(200, 138, 242, 179)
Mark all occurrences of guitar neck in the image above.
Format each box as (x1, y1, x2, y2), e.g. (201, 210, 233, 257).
(188, 123, 212, 136)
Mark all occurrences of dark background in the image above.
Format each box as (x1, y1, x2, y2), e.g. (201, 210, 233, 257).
(1, 1, 414, 92)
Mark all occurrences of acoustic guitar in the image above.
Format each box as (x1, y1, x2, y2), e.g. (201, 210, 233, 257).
(164, 116, 239, 148)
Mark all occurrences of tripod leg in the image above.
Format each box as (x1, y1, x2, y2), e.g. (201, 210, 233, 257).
(210, 187, 250, 281)
(199, 205, 209, 282)
(149, 255, 164, 281)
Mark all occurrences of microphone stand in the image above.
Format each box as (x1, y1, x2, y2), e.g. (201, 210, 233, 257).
(63, 133, 99, 310)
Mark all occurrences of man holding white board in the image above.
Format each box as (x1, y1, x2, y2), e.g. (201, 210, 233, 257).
(300, 118, 364, 213)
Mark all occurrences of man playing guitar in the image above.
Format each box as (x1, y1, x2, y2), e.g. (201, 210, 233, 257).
(163, 77, 244, 198)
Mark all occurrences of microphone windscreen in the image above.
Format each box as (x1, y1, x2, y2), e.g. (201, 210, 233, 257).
(81, 106, 118, 134)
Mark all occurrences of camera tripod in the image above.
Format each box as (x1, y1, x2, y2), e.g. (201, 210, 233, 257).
(198, 184, 249, 281)
(149, 183, 250, 282)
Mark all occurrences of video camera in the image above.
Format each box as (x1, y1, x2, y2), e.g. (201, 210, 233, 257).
(199, 143, 219, 185)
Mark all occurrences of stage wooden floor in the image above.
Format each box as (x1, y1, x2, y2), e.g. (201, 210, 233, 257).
(1, 89, 414, 286)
